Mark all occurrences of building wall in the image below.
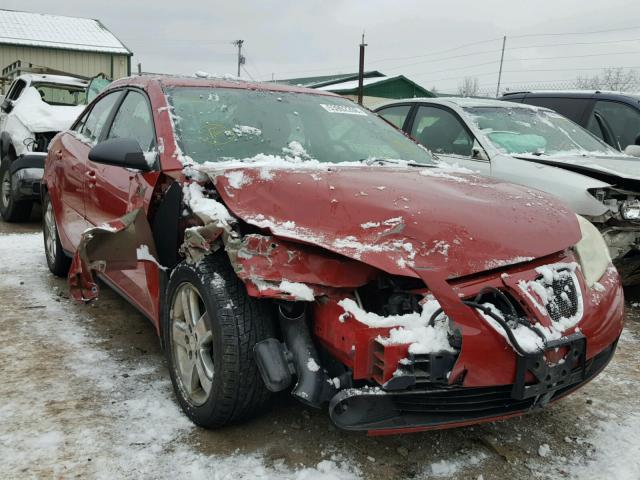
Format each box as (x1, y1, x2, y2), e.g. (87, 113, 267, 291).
(0, 44, 129, 81)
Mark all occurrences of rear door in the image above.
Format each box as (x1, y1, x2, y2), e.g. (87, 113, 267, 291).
(52, 90, 123, 249)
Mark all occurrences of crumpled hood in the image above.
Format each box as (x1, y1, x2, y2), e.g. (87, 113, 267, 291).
(517, 153, 640, 186)
(209, 165, 581, 279)
(14, 87, 85, 133)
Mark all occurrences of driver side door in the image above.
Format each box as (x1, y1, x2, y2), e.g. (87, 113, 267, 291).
(407, 104, 490, 175)
(84, 88, 161, 320)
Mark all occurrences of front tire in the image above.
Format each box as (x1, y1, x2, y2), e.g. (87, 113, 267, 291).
(0, 154, 33, 222)
(42, 192, 70, 277)
(163, 252, 275, 428)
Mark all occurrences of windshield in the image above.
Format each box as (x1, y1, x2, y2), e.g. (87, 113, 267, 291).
(165, 87, 435, 165)
(32, 82, 87, 106)
(464, 106, 618, 156)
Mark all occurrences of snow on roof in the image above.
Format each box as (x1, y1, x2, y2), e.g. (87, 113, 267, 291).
(317, 76, 399, 92)
(0, 10, 130, 55)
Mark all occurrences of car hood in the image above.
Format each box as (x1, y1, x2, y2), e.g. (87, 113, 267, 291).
(208, 165, 581, 280)
(516, 153, 640, 189)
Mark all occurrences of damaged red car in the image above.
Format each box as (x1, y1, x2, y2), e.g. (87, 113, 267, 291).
(41, 75, 624, 435)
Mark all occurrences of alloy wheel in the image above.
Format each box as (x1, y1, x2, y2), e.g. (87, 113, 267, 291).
(1, 169, 10, 209)
(170, 283, 215, 406)
(44, 201, 57, 265)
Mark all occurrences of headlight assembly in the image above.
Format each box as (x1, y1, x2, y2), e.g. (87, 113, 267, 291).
(574, 215, 611, 288)
(620, 199, 640, 220)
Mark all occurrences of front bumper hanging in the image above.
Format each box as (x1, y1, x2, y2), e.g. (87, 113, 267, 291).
(328, 337, 615, 434)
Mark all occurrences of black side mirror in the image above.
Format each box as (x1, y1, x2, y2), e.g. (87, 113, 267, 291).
(1, 99, 13, 113)
(88, 138, 152, 171)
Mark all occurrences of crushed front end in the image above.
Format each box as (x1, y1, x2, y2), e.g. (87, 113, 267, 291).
(253, 250, 623, 435)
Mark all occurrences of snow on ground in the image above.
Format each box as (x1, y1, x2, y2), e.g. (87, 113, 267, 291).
(0, 233, 359, 479)
(1, 226, 639, 480)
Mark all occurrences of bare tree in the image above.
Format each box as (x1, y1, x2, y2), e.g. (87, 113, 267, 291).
(576, 68, 638, 91)
(458, 77, 479, 97)
(430, 85, 438, 95)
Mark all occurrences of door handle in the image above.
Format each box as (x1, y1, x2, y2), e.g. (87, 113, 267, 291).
(85, 170, 97, 188)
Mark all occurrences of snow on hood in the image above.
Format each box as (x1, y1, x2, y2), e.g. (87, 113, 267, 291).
(198, 161, 581, 280)
(14, 87, 85, 133)
(517, 152, 640, 184)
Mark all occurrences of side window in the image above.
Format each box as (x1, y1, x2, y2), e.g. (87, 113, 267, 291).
(7, 79, 27, 100)
(73, 109, 90, 133)
(107, 91, 155, 151)
(410, 106, 473, 156)
(519, 97, 588, 124)
(81, 91, 121, 143)
(591, 100, 640, 150)
(377, 105, 411, 130)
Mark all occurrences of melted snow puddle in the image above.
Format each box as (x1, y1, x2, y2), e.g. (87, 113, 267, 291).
(0, 233, 359, 479)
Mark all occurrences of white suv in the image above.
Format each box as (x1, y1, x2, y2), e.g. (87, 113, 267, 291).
(0, 73, 87, 221)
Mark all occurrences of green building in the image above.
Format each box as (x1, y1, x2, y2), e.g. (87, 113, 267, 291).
(276, 71, 434, 107)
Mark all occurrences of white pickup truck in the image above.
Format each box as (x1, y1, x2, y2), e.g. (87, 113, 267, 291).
(0, 73, 88, 221)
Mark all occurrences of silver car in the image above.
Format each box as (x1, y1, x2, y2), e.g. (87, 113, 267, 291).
(375, 97, 640, 285)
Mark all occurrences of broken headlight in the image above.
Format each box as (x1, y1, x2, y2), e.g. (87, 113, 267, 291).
(620, 199, 640, 220)
(574, 215, 611, 288)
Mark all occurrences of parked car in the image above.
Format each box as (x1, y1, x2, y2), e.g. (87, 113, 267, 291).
(0, 73, 88, 221)
(376, 97, 640, 285)
(501, 90, 640, 157)
(42, 75, 623, 434)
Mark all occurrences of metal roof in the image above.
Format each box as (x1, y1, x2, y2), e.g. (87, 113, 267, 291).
(0, 9, 131, 55)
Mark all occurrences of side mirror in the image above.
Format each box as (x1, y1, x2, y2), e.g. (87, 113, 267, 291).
(624, 144, 640, 158)
(1, 99, 13, 113)
(471, 140, 489, 161)
(88, 138, 152, 171)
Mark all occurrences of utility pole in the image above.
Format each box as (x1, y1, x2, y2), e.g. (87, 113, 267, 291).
(496, 35, 506, 98)
(233, 40, 245, 77)
(357, 32, 367, 105)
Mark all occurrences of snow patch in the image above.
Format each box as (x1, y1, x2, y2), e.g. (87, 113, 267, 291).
(338, 297, 455, 354)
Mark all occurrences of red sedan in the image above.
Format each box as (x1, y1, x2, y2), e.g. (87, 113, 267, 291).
(41, 75, 624, 434)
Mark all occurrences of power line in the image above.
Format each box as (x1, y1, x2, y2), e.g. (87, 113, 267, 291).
(507, 50, 640, 63)
(509, 25, 640, 39)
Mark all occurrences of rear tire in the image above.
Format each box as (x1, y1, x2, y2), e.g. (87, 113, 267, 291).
(42, 192, 70, 277)
(163, 251, 275, 428)
(0, 153, 33, 222)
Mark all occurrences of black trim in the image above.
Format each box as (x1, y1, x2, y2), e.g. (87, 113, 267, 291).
(10, 153, 45, 174)
(329, 340, 617, 432)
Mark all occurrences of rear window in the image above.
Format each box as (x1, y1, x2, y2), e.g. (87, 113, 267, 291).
(518, 97, 589, 124)
(31, 82, 87, 106)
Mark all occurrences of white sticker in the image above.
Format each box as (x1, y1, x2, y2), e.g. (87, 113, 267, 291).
(320, 104, 367, 116)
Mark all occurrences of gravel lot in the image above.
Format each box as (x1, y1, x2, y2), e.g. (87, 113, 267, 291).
(1, 217, 639, 480)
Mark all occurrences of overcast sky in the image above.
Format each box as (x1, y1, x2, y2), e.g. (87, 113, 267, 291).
(9, 0, 640, 95)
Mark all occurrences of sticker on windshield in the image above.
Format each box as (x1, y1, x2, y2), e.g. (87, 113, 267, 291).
(320, 104, 367, 115)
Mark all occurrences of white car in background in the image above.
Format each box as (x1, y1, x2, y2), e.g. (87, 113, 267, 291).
(376, 97, 640, 285)
(0, 73, 88, 221)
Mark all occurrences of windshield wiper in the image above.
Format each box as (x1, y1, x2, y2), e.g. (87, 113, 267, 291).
(359, 157, 429, 167)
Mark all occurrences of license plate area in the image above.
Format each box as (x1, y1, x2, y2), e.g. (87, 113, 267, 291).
(511, 332, 586, 400)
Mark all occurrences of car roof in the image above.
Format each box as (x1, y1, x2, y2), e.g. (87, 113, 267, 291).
(503, 90, 640, 103)
(108, 74, 339, 97)
(17, 73, 88, 88)
(375, 96, 549, 111)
